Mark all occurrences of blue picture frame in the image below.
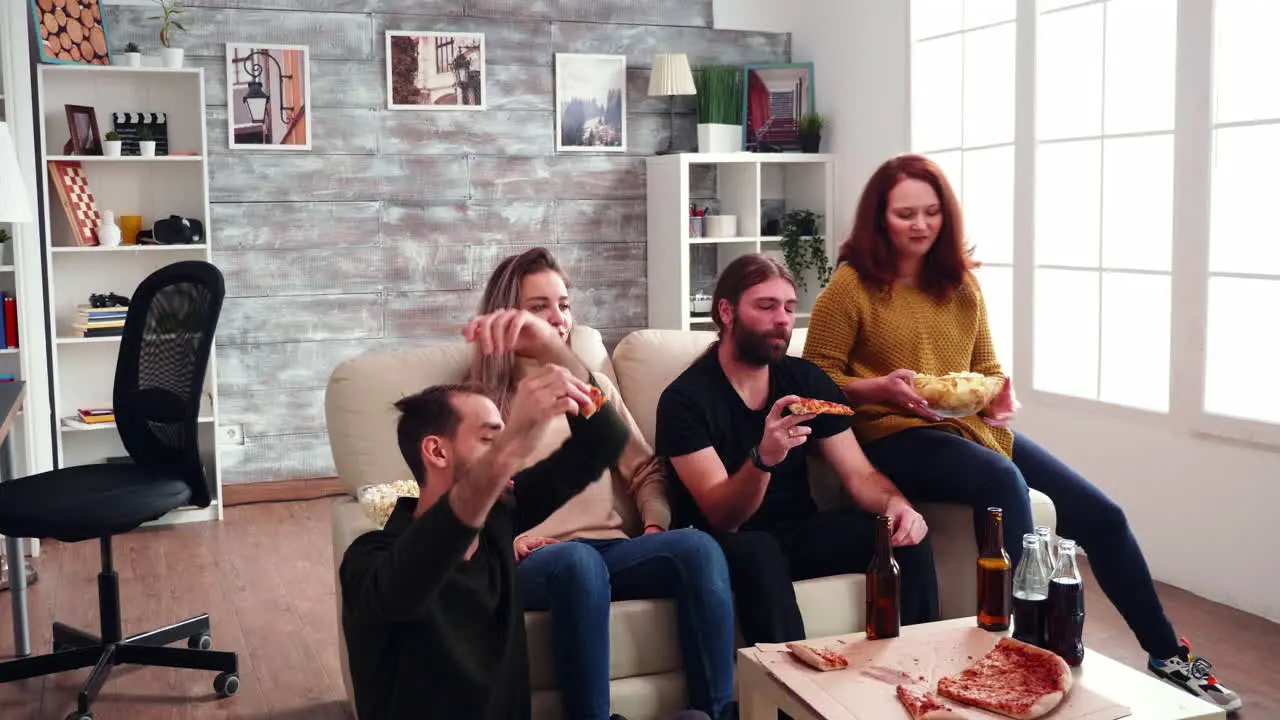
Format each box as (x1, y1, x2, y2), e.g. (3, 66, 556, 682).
(31, 0, 115, 66)
(741, 62, 816, 152)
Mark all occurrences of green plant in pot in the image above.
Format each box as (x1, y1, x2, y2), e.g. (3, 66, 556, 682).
(137, 125, 157, 157)
(693, 65, 743, 153)
(103, 130, 123, 157)
(121, 41, 142, 67)
(149, 0, 187, 68)
(798, 113, 825, 154)
(778, 209, 832, 293)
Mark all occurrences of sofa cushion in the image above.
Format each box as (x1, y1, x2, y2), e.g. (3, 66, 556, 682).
(325, 326, 612, 497)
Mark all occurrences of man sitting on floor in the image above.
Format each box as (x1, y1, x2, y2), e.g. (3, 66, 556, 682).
(338, 310, 635, 720)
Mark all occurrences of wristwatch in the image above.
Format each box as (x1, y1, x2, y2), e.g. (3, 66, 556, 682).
(749, 445, 779, 473)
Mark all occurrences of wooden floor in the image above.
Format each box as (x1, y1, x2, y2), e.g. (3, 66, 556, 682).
(0, 498, 1275, 719)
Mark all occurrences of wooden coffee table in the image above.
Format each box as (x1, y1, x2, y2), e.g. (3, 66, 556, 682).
(736, 617, 1226, 720)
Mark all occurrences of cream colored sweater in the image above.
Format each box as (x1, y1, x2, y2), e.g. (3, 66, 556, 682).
(515, 372, 672, 542)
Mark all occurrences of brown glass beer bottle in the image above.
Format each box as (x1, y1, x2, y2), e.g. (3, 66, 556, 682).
(865, 514, 900, 639)
(977, 507, 1012, 631)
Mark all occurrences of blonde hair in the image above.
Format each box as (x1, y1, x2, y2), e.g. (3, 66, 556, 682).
(473, 247, 570, 416)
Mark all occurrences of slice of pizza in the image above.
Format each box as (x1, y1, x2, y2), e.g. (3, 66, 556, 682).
(896, 685, 970, 719)
(788, 397, 856, 416)
(936, 637, 1072, 720)
(785, 641, 849, 671)
(579, 384, 607, 418)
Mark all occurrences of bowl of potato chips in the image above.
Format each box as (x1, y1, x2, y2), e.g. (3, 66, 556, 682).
(912, 372, 1005, 418)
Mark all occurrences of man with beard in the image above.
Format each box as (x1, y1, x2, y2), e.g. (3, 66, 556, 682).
(655, 254, 940, 646)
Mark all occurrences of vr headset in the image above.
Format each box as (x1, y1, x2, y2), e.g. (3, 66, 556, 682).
(137, 215, 204, 245)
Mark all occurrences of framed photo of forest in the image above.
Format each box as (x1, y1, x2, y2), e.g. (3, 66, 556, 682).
(555, 53, 626, 152)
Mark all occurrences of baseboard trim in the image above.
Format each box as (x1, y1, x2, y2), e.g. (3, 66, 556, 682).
(222, 477, 347, 506)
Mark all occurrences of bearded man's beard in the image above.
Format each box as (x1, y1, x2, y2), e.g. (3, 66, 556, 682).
(731, 319, 790, 366)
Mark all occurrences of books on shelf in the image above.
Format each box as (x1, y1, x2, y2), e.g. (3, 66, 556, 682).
(0, 293, 17, 349)
(74, 304, 126, 337)
(77, 408, 115, 424)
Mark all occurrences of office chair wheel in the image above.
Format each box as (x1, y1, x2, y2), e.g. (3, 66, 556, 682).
(214, 671, 240, 698)
(188, 633, 213, 650)
(65, 712, 92, 720)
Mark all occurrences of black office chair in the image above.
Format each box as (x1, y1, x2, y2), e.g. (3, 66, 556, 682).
(0, 261, 238, 720)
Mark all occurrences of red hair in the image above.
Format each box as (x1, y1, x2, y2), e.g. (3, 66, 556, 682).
(837, 154, 976, 300)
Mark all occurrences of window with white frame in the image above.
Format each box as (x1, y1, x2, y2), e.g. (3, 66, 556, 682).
(909, 0, 1017, 375)
(1204, 0, 1280, 425)
(1031, 0, 1177, 413)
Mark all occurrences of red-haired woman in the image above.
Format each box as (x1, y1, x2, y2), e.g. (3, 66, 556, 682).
(801, 154, 1241, 712)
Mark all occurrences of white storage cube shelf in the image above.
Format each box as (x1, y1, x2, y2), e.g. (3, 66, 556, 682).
(646, 153, 837, 331)
(37, 66, 222, 526)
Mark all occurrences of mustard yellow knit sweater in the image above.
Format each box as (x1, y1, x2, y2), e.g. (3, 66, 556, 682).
(802, 264, 1014, 458)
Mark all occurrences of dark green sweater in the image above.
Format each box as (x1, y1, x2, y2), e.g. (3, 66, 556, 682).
(338, 394, 630, 720)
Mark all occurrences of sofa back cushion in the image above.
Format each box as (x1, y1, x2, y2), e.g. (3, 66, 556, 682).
(325, 326, 613, 497)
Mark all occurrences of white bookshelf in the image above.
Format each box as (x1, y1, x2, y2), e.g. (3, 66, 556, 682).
(36, 65, 223, 526)
(1, 0, 58, 558)
(646, 153, 837, 331)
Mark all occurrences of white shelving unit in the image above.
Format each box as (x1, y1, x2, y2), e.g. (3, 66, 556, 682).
(646, 152, 837, 331)
(2, 0, 58, 559)
(36, 65, 223, 526)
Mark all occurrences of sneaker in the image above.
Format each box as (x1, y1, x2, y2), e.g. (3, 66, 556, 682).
(1148, 637, 1243, 712)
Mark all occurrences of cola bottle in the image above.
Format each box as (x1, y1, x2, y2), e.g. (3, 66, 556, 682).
(977, 507, 1012, 631)
(1045, 538, 1086, 666)
(865, 514, 900, 640)
(1035, 525, 1056, 576)
(1012, 533, 1050, 647)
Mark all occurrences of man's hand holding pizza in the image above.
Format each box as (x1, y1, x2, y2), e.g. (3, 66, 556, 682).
(755, 395, 818, 469)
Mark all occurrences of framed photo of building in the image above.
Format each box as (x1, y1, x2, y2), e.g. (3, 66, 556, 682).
(386, 31, 486, 110)
(743, 63, 815, 152)
(555, 53, 627, 152)
(226, 43, 312, 150)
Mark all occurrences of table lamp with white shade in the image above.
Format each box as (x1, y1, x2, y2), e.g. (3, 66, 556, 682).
(648, 53, 697, 155)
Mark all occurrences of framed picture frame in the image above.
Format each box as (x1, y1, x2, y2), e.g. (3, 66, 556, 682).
(226, 43, 313, 150)
(742, 63, 816, 152)
(386, 31, 486, 111)
(31, 0, 113, 65)
(64, 104, 102, 156)
(554, 53, 627, 153)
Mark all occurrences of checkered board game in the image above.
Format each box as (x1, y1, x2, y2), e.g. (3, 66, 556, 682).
(48, 161, 101, 247)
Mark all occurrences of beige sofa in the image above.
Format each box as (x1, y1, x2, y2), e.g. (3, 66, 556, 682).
(325, 327, 1056, 720)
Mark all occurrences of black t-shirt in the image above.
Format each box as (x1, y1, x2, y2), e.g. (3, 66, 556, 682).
(655, 345, 853, 533)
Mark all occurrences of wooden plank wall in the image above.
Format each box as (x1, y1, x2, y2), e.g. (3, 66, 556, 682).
(105, 1, 790, 485)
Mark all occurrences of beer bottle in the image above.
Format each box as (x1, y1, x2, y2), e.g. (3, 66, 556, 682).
(1045, 538, 1086, 666)
(865, 514, 901, 639)
(1012, 533, 1050, 647)
(977, 507, 1012, 631)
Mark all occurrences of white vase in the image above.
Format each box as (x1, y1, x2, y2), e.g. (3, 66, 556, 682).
(123, 52, 142, 67)
(160, 47, 184, 68)
(139, 140, 156, 157)
(98, 211, 122, 247)
(103, 140, 122, 157)
(697, 124, 743, 153)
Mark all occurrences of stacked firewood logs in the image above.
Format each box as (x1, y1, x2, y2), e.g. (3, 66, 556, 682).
(37, 0, 109, 65)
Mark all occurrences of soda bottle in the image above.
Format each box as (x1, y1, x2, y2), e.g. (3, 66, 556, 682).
(977, 507, 1012, 631)
(865, 514, 901, 639)
(1035, 526, 1056, 577)
(1045, 538, 1086, 666)
(1012, 533, 1050, 647)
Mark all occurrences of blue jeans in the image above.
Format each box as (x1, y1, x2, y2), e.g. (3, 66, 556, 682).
(517, 528, 735, 720)
(862, 428, 1180, 658)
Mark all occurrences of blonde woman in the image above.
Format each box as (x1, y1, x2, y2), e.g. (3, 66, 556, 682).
(472, 248, 736, 720)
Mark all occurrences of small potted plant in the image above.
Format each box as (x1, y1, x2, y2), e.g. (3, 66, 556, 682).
(693, 65, 744, 153)
(137, 126, 157, 157)
(103, 131, 123, 157)
(0, 228, 11, 265)
(798, 113, 825, 153)
(122, 42, 142, 67)
(150, 0, 187, 68)
(778, 209, 832, 294)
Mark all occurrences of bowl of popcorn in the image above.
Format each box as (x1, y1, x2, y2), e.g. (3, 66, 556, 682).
(912, 372, 1005, 418)
(358, 479, 421, 527)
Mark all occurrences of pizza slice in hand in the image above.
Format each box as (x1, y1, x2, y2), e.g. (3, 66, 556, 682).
(896, 685, 970, 719)
(788, 397, 856, 416)
(785, 642, 849, 671)
(578, 384, 607, 418)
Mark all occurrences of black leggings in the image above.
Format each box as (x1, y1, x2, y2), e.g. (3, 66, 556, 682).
(711, 508, 940, 645)
(863, 427, 1180, 658)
